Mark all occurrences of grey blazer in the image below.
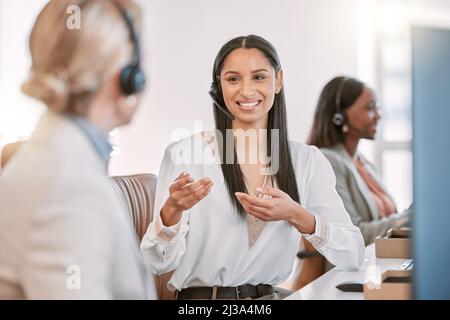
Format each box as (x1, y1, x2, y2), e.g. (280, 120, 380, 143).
(320, 145, 410, 245)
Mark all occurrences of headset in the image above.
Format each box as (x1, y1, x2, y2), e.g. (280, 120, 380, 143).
(332, 77, 350, 126)
(209, 76, 235, 120)
(113, 1, 146, 96)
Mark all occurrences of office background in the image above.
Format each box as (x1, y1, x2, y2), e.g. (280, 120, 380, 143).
(1, 0, 450, 213)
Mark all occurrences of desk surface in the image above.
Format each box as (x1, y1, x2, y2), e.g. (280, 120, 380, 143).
(286, 243, 409, 300)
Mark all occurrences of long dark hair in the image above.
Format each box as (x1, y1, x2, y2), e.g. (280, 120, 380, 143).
(307, 76, 364, 148)
(209, 35, 300, 219)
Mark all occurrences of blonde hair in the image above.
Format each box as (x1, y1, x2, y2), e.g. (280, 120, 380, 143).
(21, 0, 141, 114)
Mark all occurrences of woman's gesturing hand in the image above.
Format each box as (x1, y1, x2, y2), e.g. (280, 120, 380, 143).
(235, 186, 316, 234)
(161, 172, 213, 226)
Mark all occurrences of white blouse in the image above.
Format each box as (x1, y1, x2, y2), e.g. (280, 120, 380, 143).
(141, 132, 364, 291)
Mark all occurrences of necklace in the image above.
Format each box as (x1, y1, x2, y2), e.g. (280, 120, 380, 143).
(246, 174, 274, 248)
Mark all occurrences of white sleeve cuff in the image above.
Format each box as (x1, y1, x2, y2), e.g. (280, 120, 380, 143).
(155, 214, 184, 244)
(304, 214, 331, 249)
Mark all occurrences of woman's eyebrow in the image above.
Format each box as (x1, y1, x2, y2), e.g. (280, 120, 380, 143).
(251, 68, 269, 73)
(223, 70, 240, 76)
(223, 68, 270, 76)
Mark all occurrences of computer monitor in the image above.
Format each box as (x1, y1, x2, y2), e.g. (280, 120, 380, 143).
(412, 25, 450, 299)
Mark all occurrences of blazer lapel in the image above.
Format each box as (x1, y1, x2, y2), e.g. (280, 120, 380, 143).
(332, 145, 380, 220)
(359, 153, 397, 211)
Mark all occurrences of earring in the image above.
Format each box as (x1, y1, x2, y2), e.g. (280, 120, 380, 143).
(118, 95, 137, 109)
(125, 95, 137, 108)
(342, 124, 349, 133)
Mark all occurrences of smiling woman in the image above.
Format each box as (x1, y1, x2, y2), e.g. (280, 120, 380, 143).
(210, 36, 298, 220)
(219, 48, 283, 128)
(140, 35, 365, 301)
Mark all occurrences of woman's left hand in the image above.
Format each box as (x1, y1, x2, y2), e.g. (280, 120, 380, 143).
(235, 187, 316, 234)
(235, 187, 298, 221)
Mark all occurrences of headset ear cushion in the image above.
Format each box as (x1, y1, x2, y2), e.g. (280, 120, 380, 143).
(209, 81, 235, 120)
(209, 81, 226, 108)
(332, 112, 345, 126)
(120, 64, 146, 95)
(209, 81, 220, 101)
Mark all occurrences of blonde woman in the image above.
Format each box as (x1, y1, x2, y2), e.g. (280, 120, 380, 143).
(0, 0, 155, 299)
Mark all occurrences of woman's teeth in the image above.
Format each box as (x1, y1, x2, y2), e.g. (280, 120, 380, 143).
(237, 101, 260, 107)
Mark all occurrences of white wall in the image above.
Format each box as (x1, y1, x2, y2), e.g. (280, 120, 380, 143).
(109, 0, 360, 175)
(0, 0, 361, 175)
(2, 0, 448, 180)
(0, 0, 48, 148)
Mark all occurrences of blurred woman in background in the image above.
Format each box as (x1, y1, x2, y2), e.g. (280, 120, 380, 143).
(294, 76, 411, 290)
(308, 76, 410, 245)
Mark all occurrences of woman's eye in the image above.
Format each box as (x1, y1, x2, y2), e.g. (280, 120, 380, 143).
(254, 75, 266, 80)
(367, 102, 377, 111)
(226, 77, 239, 83)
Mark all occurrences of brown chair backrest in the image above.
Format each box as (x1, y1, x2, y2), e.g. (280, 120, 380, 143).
(111, 174, 175, 300)
(292, 238, 325, 291)
(111, 174, 157, 240)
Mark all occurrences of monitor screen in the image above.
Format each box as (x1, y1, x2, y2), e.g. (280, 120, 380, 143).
(412, 25, 450, 299)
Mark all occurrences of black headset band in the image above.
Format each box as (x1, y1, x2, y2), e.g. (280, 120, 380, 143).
(335, 76, 350, 114)
(112, 0, 140, 66)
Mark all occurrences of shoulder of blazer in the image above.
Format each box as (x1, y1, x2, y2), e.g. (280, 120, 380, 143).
(23, 113, 112, 201)
(322, 146, 382, 221)
(319, 146, 351, 174)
